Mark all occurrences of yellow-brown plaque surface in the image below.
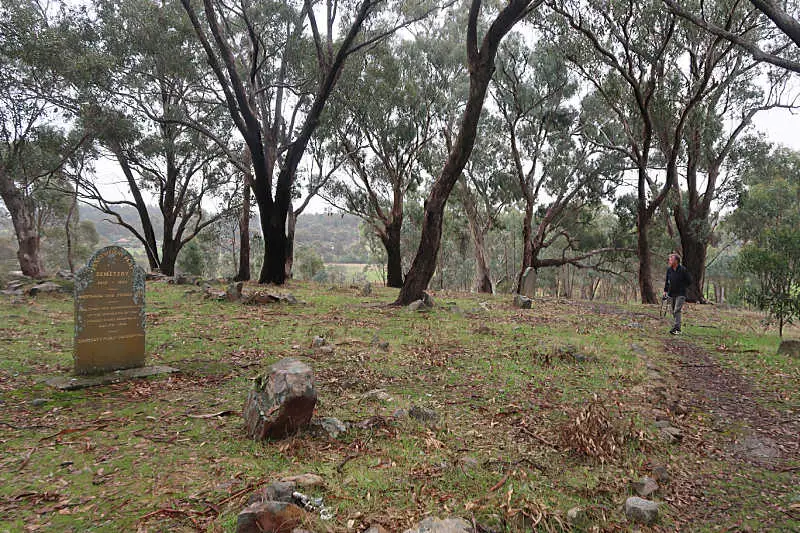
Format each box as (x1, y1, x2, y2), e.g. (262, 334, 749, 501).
(74, 246, 146, 374)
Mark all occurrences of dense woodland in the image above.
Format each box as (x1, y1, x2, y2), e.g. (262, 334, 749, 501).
(1, 0, 799, 317)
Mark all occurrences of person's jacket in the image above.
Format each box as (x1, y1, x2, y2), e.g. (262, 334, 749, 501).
(664, 265, 693, 298)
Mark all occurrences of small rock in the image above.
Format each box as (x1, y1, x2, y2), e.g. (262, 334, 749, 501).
(660, 426, 683, 443)
(407, 300, 428, 312)
(392, 408, 409, 419)
(631, 476, 659, 498)
(624, 496, 659, 525)
(669, 401, 688, 416)
(626, 322, 642, 329)
(513, 294, 532, 309)
(371, 336, 390, 351)
(311, 417, 347, 439)
(30, 398, 50, 407)
(654, 420, 673, 429)
(403, 516, 472, 533)
(777, 339, 800, 358)
(409, 405, 440, 423)
(247, 481, 297, 505)
(363, 389, 393, 402)
(237, 501, 305, 533)
(365, 525, 390, 533)
(360, 282, 372, 296)
(56, 269, 74, 280)
(651, 465, 670, 483)
(318, 345, 334, 354)
(566, 506, 586, 523)
(421, 292, 434, 308)
(28, 281, 61, 296)
(281, 473, 324, 488)
(226, 281, 244, 302)
(243, 359, 317, 440)
(312, 336, 326, 347)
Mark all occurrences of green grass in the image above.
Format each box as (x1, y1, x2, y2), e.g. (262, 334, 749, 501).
(0, 283, 797, 532)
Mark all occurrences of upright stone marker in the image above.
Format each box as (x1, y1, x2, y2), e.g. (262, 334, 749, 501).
(520, 267, 537, 298)
(74, 246, 145, 374)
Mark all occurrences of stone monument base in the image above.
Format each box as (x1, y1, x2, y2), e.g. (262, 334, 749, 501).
(45, 365, 179, 391)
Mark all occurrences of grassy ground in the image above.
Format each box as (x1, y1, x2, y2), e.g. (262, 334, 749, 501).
(0, 281, 797, 532)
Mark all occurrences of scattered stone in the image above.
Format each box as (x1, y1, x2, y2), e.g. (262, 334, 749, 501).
(777, 339, 800, 358)
(513, 294, 532, 309)
(624, 497, 659, 525)
(660, 426, 683, 443)
(145, 272, 170, 281)
(244, 292, 298, 305)
(630, 343, 647, 357)
(243, 359, 317, 440)
(403, 517, 472, 533)
(734, 435, 782, 461)
(281, 473, 324, 488)
(56, 269, 74, 280)
(566, 507, 586, 523)
(371, 335, 390, 351)
(311, 417, 347, 439)
(669, 401, 688, 416)
(29, 398, 50, 407)
(651, 465, 670, 483)
(654, 420, 672, 429)
(360, 282, 372, 296)
(318, 345, 335, 355)
(392, 408, 409, 419)
(626, 321, 643, 329)
(407, 299, 429, 312)
(236, 501, 305, 533)
(365, 525, 390, 533)
(226, 281, 244, 302)
(631, 476, 659, 498)
(312, 336, 326, 348)
(362, 389, 393, 402)
(409, 405, 440, 423)
(247, 481, 297, 505)
(28, 281, 62, 295)
(46, 365, 178, 391)
(173, 274, 200, 285)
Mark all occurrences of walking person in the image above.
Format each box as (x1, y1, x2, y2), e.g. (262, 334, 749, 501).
(664, 253, 693, 335)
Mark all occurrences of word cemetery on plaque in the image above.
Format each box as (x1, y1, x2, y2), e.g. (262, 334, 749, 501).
(74, 246, 146, 374)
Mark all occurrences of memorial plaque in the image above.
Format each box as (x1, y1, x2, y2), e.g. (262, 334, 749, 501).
(74, 246, 146, 375)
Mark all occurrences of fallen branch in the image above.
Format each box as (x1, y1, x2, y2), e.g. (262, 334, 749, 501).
(518, 426, 558, 448)
(187, 410, 236, 419)
(39, 424, 108, 442)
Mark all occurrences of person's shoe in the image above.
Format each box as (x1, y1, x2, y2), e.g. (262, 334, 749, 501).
(670, 328, 681, 335)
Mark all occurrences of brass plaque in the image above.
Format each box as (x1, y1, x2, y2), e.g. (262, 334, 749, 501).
(74, 246, 146, 375)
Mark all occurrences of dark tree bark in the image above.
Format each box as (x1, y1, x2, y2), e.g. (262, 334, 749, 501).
(396, 0, 541, 304)
(235, 178, 251, 281)
(381, 218, 404, 288)
(284, 206, 296, 280)
(459, 179, 492, 293)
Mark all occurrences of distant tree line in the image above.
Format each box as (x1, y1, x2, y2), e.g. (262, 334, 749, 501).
(1, 0, 799, 314)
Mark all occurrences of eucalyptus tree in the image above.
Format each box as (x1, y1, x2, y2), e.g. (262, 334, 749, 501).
(549, 0, 757, 303)
(80, 0, 239, 277)
(180, 0, 438, 284)
(664, 0, 800, 74)
(322, 39, 446, 287)
(492, 37, 624, 293)
(0, 0, 92, 277)
(396, 0, 546, 305)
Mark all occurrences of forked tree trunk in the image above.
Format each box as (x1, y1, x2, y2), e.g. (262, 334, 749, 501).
(460, 180, 493, 293)
(0, 177, 45, 278)
(395, 0, 536, 304)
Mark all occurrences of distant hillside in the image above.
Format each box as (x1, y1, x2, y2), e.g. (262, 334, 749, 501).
(294, 212, 370, 263)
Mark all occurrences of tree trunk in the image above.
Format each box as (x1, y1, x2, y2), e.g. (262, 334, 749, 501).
(0, 176, 45, 278)
(66, 183, 78, 273)
(285, 205, 296, 280)
(235, 179, 251, 281)
(382, 220, 404, 288)
(678, 229, 708, 303)
(516, 200, 534, 293)
(394, 0, 535, 304)
(260, 210, 288, 285)
(160, 237, 179, 277)
(459, 179, 492, 293)
(637, 210, 658, 304)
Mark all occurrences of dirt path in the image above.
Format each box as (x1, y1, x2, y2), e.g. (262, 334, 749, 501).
(660, 338, 800, 529)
